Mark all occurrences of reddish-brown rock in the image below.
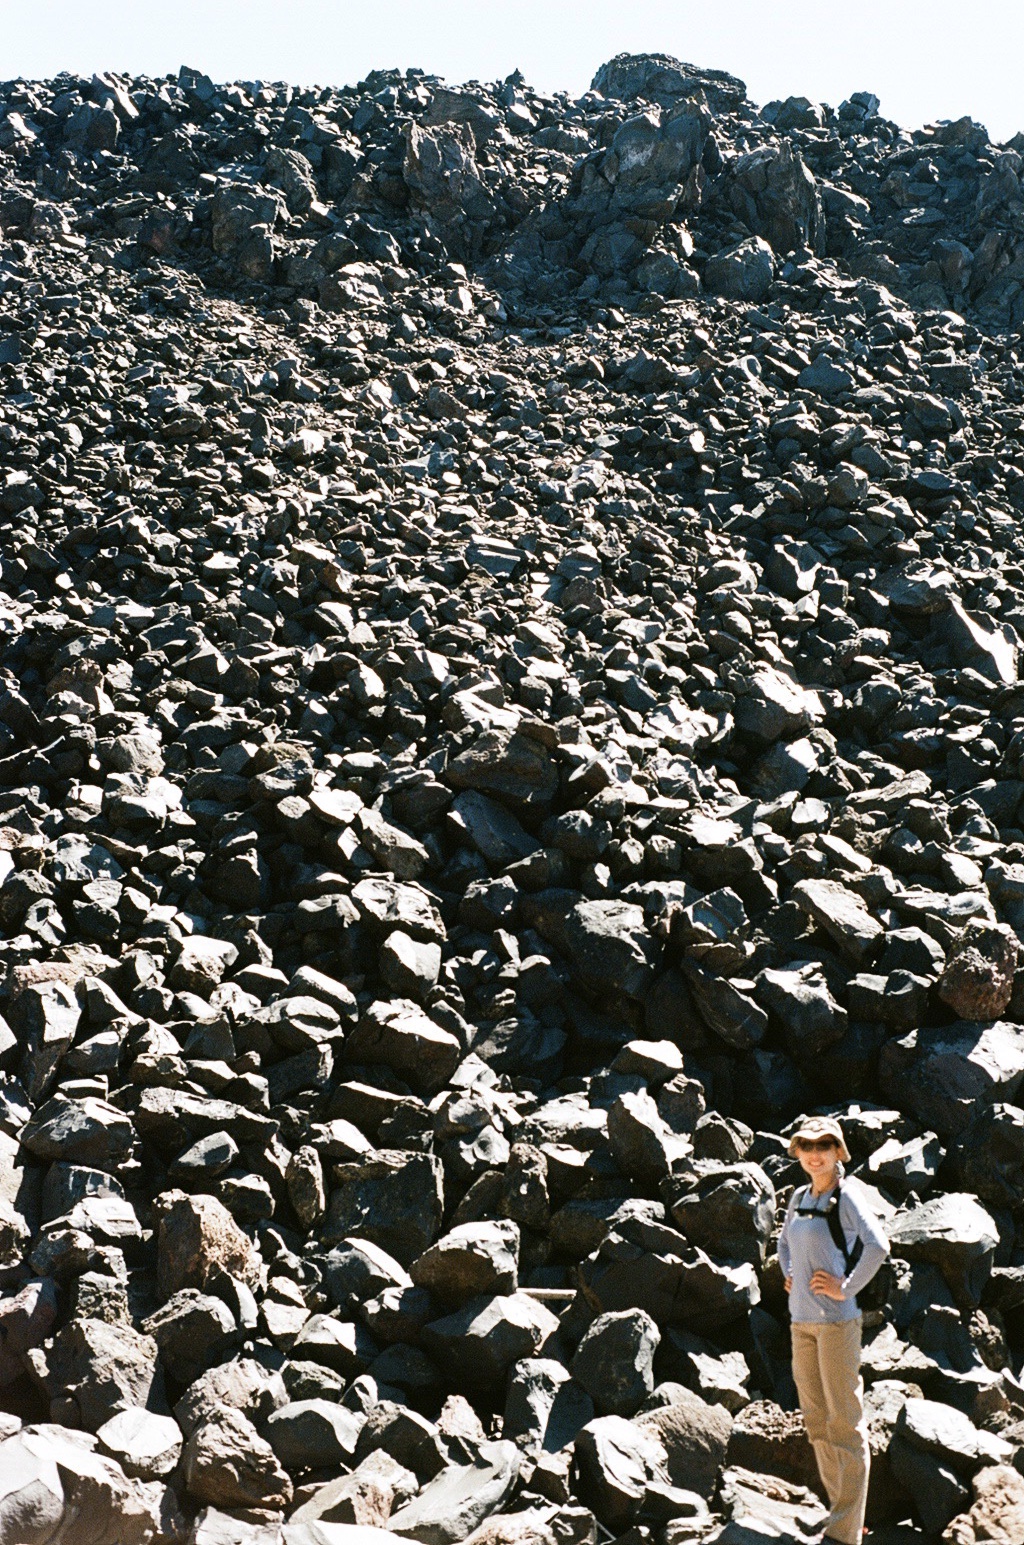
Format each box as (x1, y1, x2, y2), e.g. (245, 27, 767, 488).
(939, 921, 1020, 1022)
(156, 1190, 262, 1298)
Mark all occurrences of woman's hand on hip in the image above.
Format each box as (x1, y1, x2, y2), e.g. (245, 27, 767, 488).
(784, 1276, 792, 1293)
(809, 1270, 846, 1300)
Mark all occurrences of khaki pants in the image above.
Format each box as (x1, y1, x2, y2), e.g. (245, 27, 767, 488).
(791, 1317, 869, 1545)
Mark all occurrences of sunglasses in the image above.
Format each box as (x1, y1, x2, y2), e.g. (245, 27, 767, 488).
(796, 1138, 838, 1152)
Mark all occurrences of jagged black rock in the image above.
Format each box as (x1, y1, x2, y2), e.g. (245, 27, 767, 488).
(1, 51, 1024, 1545)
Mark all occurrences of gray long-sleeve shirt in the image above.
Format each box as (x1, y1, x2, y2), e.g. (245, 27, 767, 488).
(777, 1176, 890, 1324)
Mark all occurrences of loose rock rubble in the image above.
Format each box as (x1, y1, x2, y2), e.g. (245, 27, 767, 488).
(4, 47, 1024, 1545)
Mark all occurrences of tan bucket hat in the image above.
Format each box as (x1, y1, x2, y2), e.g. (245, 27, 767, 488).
(787, 1115, 851, 1163)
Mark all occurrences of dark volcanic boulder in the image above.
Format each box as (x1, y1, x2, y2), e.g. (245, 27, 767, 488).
(578, 1214, 759, 1329)
(951, 1103, 1024, 1207)
(521, 891, 661, 1002)
(636, 1385, 733, 1498)
(420, 1293, 560, 1389)
(662, 1162, 776, 1267)
(570, 1308, 660, 1417)
(323, 1151, 445, 1264)
(887, 1193, 999, 1309)
(591, 52, 747, 114)
(879, 1022, 1024, 1138)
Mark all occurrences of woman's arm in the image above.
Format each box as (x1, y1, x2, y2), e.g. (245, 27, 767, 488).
(777, 1189, 798, 1282)
(840, 1185, 890, 1300)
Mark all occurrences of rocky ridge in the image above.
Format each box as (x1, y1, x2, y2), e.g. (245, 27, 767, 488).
(3, 49, 1024, 1545)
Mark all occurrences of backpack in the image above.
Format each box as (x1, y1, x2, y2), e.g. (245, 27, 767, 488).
(795, 1181, 864, 1276)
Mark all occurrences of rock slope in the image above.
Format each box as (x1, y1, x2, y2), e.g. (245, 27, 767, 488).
(2, 51, 1024, 1545)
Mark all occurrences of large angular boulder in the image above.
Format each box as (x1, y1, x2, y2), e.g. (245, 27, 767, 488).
(290, 1314, 377, 1379)
(888, 1437, 970, 1535)
(0, 1425, 162, 1545)
(265, 1399, 365, 1468)
(289, 1448, 417, 1526)
(403, 122, 498, 261)
(351, 878, 446, 943)
(591, 52, 747, 114)
(345, 1000, 461, 1097)
(894, 1397, 1011, 1474)
(521, 892, 660, 1002)
(502, 1359, 594, 1457)
(570, 1310, 660, 1417)
(887, 1194, 999, 1309)
(182, 1407, 292, 1510)
(951, 1103, 1024, 1207)
(26, 1317, 160, 1431)
(635, 1386, 733, 1498)
(791, 879, 884, 965)
(734, 667, 822, 745)
(722, 140, 824, 253)
(579, 1215, 759, 1329)
(95, 1407, 183, 1481)
(606, 1090, 683, 1184)
(879, 1022, 1024, 1138)
(446, 729, 558, 811)
(142, 1289, 238, 1385)
(410, 1221, 519, 1305)
(704, 237, 775, 303)
(725, 1399, 819, 1492)
(322, 1151, 444, 1265)
(174, 1357, 287, 1437)
(939, 921, 1020, 1022)
(943, 598, 1019, 685)
(210, 180, 282, 282)
(155, 1191, 262, 1298)
(662, 1162, 776, 1267)
(573, 1415, 668, 1530)
(715, 1465, 828, 1541)
(420, 1294, 560, 1390)
(754, 962, 847, 1059)
(944, 1464, 1024, 1545)
(321, 1238, 413, 1310)
(0, 1277, 58, 1386)
(13, 980, 79, 1103)
(21, 1095, 136, 1167)
(387, 1441, 520, 1545)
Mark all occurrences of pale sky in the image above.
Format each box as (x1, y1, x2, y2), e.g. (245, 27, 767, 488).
(3, 1, 1023, 144)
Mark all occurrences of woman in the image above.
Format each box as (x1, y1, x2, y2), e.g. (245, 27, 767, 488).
(777, 1115, 889, 1545)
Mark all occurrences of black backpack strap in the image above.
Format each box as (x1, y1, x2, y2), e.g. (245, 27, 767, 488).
(826, 1183, 863, 1275)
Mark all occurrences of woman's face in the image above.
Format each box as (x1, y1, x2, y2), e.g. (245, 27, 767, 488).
(796, 1137, 839, 1185)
